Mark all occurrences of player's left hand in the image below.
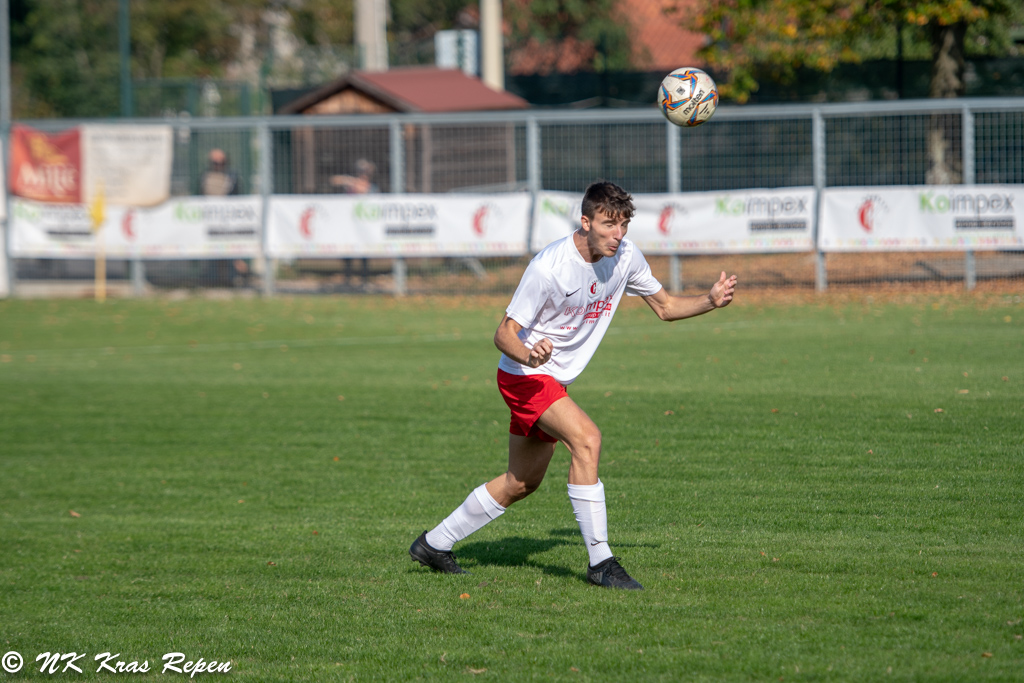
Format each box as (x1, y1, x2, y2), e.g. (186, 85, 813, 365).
(710, 271, 737, 308)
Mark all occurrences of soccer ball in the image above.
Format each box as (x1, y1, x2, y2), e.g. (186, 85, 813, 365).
(658, 67, 719, 127)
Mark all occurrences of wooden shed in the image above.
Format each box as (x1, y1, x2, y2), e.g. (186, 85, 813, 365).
(276, 67, 530, 194)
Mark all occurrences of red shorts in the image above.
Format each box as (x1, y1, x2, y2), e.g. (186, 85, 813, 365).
(497, 369, 567, 443)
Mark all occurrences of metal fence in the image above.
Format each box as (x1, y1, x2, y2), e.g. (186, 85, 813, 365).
(7, 97, 1024, 298)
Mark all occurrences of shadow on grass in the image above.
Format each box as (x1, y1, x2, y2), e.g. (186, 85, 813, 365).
(455, 533, 580, 580)
(452, 529, 662, 583)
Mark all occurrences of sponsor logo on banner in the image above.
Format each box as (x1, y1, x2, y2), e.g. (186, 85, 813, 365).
(657, 204, 688, 236)
(919, 190, 1016, 231)
(857, 195, 889, 233)
(173, 201, 259, 239)
(122, 210, 136, 240)
(472, 205, 490, 237)
(717, 193, 809, 232)
(15, 201, 92, 239)
(299, 206, 316, 239)
(10, 125, 83, 203)
(541, 195, 573, 217)
(820, 185, 1024, 252)
(355, 200, 439, 237)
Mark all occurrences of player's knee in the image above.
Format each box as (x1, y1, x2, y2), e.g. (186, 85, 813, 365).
(577, 426, 602, 459)
(506, 477, 540, 502)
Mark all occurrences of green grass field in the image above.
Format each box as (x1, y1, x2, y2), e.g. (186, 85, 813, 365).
(1, 293, 1022, 681)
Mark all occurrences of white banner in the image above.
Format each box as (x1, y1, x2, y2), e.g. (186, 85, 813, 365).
(0, 225, 8, 298)
(267, 193, 531, 258)
(820, 185, 1024, 251)
(531, 188, 815, 254)
(0, 136, 5, 221)
(80, 125, 173, 207)
(10, 196, 261, 258)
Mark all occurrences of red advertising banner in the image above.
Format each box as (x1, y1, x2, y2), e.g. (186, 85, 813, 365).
(9, 124, 82, 203)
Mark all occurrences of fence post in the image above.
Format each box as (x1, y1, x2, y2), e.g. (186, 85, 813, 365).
(131, 255, 145, 296)
(1, 126, 12, 298)
(526, 116, 540, 194)
(666, 120, 682, 290)
(666, 120, 680, 194)
(390, 117, 406, 291)
(389, 118, 404, 194)
(525, 115, 541, 254)
(669, 254, 682, 293)
(393, 257, 406, 296)
(258, 119, 275, 296)
(962, 104, 976, 290)
(812, 107, 827, 292)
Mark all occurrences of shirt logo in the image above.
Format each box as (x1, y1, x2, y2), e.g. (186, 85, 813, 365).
(565, 288, 581, 297)
(588, 279, 605, 297)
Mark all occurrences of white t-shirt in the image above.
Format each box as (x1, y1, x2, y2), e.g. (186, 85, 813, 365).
(498, 234, 663, 385)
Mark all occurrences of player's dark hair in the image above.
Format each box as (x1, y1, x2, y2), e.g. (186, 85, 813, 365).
(581, 181, 634, 221)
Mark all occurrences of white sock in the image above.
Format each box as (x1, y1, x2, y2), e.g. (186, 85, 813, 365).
(568, 479, 614, 567)
(425, 484, 505, 551)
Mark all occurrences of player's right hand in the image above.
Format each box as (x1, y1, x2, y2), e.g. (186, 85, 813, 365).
(527, 338, 553, 367)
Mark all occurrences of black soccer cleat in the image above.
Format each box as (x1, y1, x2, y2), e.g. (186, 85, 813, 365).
(409, 531, 468, 574)
(587, 556, 643, 590)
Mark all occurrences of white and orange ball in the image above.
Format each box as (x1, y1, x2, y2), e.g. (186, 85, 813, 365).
(658, 67, 719, 127)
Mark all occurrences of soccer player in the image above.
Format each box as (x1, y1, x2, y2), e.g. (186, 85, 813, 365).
(410, 181, 738, 589)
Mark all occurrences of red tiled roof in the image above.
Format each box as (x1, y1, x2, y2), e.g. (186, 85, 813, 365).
(282, 67, 529, 114)
(628, 0, 705, 70)
(507, 0, 706, 76)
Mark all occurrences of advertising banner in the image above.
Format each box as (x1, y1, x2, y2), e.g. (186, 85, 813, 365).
(80, 125, 174, 207)
(0, 225, 8, 298)
(0, 136, 5, 220)
(820, 185, 1024, 251)
(9, 196, 261, 258)
(531, 188, 815, 254)
(9, 125, 82, 204)
(267, 193, 531, 258)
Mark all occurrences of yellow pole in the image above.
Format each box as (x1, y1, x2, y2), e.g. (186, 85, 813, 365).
(90, 183, 106, 302)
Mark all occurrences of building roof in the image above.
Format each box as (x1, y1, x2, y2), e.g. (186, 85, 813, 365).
(507, 0, 705, 76)
(628, 0, 705, 70)
(279, 66, 529, 114)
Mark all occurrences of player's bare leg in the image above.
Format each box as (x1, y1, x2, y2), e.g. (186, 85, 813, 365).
(534, 397, 602, 485)
(535, 397, 642, 589)
(485, 435, 557, 507)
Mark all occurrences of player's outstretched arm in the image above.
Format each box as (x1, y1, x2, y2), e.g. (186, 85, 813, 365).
(494, 316, 553, 368)
(642, 271, 737, 322)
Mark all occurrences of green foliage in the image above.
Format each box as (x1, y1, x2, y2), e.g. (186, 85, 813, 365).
(507, 0, 637, 73)
(1, 295, 1023, 679)
(12, 0, 247, 118)
(689, 0, 1023, 101)
(13, 0, 121, 117)
(288, 0, 354, 48)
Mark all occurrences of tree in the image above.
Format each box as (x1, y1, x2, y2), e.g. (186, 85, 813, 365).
(687, 0, 1021, 183)
(688, 0, 1021, 102)
(12, 0, 253, 118)
(506, 0, 639, 75)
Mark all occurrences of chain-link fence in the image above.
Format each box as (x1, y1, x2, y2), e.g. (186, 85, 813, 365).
(6, 98, 1024, 298)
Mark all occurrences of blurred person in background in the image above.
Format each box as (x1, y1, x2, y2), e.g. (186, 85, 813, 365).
(331, 158, 378, 194)
(201, 148, 247, 286)
(200, 148, 240, 196)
